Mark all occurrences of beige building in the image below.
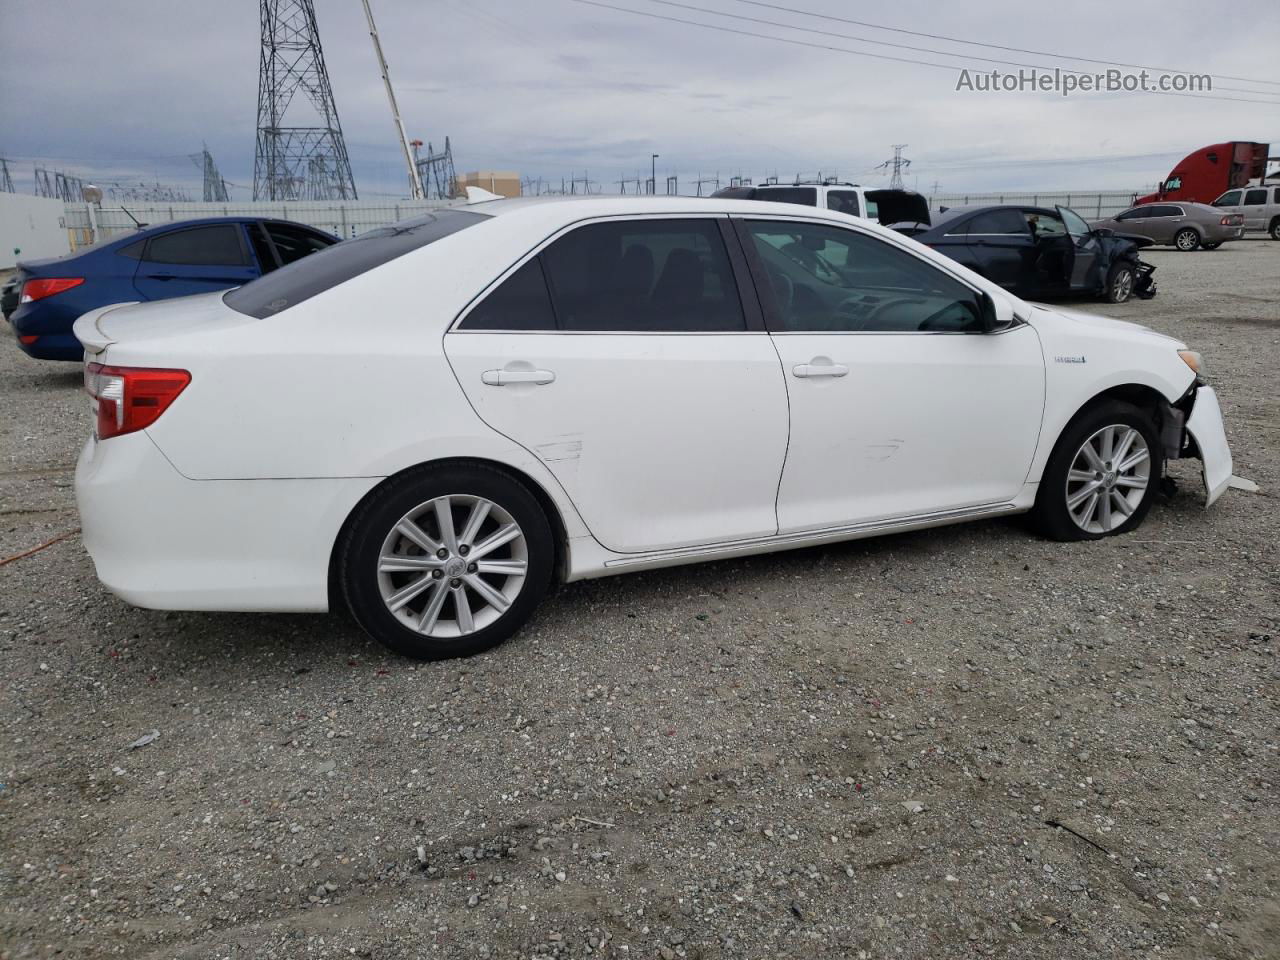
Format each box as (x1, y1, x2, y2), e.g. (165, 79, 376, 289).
(454, 171, 521, 198)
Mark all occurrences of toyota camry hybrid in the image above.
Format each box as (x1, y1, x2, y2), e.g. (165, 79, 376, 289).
(72, 196, 1234, 660)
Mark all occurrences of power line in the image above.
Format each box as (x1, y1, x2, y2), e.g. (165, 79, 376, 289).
(644, 0, 1280, 99)
(727, 0, 1280, 88)
(570, 0, 1280, 106)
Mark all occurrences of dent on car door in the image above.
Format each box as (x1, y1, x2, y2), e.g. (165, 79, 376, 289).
(442, 216, 790, 554)
(131, 223, 259, 300)
(736, 217, 1045, 531)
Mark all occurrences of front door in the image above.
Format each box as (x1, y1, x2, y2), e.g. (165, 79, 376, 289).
(1057, 206, 1103, 291)
(736, 217, 1044, 532)
(132, 223, 258, 300)
(443, 216, 789, 554)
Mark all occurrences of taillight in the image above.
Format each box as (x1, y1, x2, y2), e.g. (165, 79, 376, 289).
(84, 363, 191, 440)
(20, 277, 84, 303)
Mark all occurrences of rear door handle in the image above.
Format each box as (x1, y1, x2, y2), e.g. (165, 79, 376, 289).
(792, 361, 848, 379)
(481, 368, 556, 386)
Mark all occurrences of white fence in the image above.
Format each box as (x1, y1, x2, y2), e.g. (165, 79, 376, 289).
(61, 199, 460, 249)
(56, 190, 1143, 251)
(930, 190, 1138, 219)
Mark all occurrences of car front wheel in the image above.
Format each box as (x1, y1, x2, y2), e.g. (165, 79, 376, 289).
(339, 464, 553, 660)
(1030, 401, 1163, 541)
(1270, 218, 1280, 241)
(1174, 228, 1201, 251)
(1104, 263, 1134, 303)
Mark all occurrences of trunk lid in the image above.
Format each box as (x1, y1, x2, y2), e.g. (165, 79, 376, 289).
(71, 291, 258, 356)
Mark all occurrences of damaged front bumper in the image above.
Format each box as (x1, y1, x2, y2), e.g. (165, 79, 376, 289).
(1165, 383, 1233, 505)
(1133, 260, 1157, 299)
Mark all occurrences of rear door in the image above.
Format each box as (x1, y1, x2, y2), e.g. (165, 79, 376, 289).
(443, 215, 789, 554)
(959, 208, 1033, 290)
(131, 223, 258, 300)
(1240, 188, 1270, 230)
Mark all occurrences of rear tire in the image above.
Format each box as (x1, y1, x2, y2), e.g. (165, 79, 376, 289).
(1104, 263, 1134, 303)
(1174, 227, 1201, 251)
(1269, 218, 1280, 241)
(1030, 401, 1163, 542)
(339, 464, 553, 660)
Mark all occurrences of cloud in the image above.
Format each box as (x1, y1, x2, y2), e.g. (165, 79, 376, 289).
(1, 0, 1276, 198)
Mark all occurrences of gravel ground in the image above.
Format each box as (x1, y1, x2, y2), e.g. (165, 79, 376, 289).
(1, 242, 1277, 960)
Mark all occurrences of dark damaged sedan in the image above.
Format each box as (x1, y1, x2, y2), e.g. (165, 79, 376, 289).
(900, 204, 1156, 304)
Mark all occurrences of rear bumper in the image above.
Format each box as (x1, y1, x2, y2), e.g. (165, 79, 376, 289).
(75, 431, 381, 612)
(1185, 385, 1233, 506)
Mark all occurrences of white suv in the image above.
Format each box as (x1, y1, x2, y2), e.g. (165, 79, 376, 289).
(714, 181, 930, 226)
(1211, 183, 1280, 239)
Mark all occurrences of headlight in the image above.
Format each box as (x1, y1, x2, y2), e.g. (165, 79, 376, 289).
(1178, 350, 1206, 378)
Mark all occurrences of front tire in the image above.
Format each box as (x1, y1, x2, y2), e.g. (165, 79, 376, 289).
(1104, 262, 1135, 303)
(1030, 401, 1163, 542)
(1269, 218, 1280, 241)
(339, 464, 553, 660)
(1174, 227, 1201, 251)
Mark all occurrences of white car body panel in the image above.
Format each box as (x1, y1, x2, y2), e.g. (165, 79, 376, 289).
(444, 331, 788, 553)
(1186, 386, 1233, 505)
(70, 196, 1232, 613)
(769, 326, 1045, 531)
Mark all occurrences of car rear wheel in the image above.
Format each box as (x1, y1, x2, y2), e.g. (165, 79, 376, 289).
(339, 464, 553, 660)
(1104, 263, 1134, 303)
(1174, 228, 1201, 251)
(1030, 401, 1162, 542)
(1269, 218, 1280, 241)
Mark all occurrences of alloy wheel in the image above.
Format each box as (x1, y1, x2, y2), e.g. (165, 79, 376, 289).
(1111, 269, 1133, 302)
(1175, 229, 1198, 251)
(1064, 424, 1151, 534)
(376, 495, 528, 639)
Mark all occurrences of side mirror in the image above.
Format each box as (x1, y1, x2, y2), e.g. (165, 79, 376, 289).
(976, 291, 1014, 332)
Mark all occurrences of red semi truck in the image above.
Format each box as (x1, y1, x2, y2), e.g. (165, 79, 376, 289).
(1136, 141, 1271, 205)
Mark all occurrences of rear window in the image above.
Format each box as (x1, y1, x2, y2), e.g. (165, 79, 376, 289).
(755, 187, 818, 207)
(224, 209, 489, 318)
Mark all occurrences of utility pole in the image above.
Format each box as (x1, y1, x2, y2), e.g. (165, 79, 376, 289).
(360, 0, 423, 199)
(0, 158, 14, 194)
(650, 153, 659, 195)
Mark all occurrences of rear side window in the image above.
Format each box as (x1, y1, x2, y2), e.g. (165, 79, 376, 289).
(966, 210, 1029, 235)
(225, 209, 488, 318)
(265, 222, 334, 265)
(826, 190, 860, 217)
(539, 219, 745, 332)
(1243, 189, 1268, 205)
(756, 187, 818, 207)
(145, 225, 246, 266)
(460, 259, 557, 331)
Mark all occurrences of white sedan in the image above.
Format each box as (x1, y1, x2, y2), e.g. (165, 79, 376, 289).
(72, 196, 1233, 659)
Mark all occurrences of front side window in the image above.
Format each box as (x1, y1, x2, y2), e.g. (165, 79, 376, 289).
(744, 220, 984, 333)
(1214, 191, 1242, 206)
(145, 225, 246, 266)
(539, 219, 745, 332)
(1058, 206, 1094, 240)
(1244, 189, 1268, 205)
(1025, 212, 1067, 237)
(1164, 176, 1182, 191)
(826, 190, 860, 217)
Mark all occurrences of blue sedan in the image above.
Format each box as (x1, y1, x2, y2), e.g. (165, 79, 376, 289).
(6, 217, 338, 361)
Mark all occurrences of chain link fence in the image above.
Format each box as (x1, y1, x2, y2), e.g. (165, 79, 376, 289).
(62, 199, 462, 250)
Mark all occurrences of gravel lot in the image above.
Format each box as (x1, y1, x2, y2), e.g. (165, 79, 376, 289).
(1, 241, 1277, 960)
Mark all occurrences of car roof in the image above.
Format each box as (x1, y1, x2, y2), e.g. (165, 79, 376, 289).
(463, 193, 882, 226)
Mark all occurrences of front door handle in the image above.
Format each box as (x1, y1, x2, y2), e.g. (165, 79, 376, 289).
(481, 368, 556, 386)
(792, 360, 848, 379)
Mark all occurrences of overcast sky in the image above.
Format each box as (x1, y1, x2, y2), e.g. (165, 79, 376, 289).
(2, 0, 1278, 200)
